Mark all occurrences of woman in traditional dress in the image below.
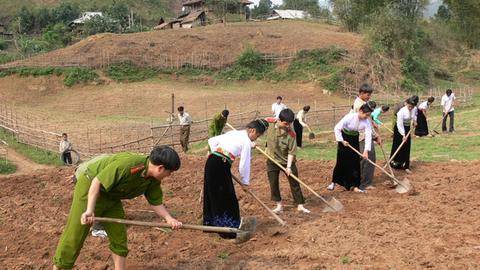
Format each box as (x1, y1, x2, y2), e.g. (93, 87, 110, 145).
(415, 96, 434, 137)
(203, 119, 269, 238)
(390, 97, 417, 172)
(327, 103, 374, 193)
(293, 105, 311, 148)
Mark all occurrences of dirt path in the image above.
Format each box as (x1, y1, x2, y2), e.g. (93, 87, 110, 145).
(3, 147, 52, 176)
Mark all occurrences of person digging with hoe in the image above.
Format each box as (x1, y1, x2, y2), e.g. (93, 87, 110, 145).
(52, 146, 183, 270)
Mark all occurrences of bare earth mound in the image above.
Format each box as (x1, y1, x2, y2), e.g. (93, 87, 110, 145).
(1, 21, 362, 69)
(0, 156, 479, 269)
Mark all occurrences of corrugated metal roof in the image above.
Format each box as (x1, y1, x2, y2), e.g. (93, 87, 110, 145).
(72, 12, 103, 24)
(272, 9, 308, 19)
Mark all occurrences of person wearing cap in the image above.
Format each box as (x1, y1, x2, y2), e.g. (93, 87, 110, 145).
(208, 110, 230, 138)
(52, 146, 183, 270)
(271, 96, 288, 119)
(265, 109, 310, 214)
(390, 98, 417, 173)
(203, 119, 269, 238)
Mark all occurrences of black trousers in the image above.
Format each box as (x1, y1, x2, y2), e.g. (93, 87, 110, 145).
(293, 119, 303, 147)
(62, 151, 72, 165)
(442, 111, 454, 132)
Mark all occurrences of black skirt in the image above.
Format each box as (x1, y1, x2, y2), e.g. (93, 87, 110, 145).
(415, 110, 428, 136)
(203, 154, 239, 239)
(332, 131, 361, 190)
(293, 119, 304, 147)
(390, 124, 411, 169)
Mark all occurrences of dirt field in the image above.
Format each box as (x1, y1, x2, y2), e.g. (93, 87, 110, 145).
(1, 156, 479, 269)
(1, 21, 362, 69)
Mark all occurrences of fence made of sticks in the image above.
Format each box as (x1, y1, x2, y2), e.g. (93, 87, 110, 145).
(0, 87, 475, 160)
(0, 139, 8, 164)
(0, 50, 300, 71)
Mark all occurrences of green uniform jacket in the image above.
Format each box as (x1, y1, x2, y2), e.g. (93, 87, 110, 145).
(53, 152, 163, 269)
(265, 118, 297, 164)
(208, 113, 227, 138)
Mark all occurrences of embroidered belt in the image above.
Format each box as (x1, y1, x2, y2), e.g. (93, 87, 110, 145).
(342, 128, 359, 136)
(212, 148, 235, 164)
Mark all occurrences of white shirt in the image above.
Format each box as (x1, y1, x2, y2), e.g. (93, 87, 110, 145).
(396, 106, 417, 136)
(272, 102, 287, 118)
(441, 94, 456, 112)
(59, 140, 72, 153)
(418, 101, 429, 110)
(296, 110, 307, 127)
(177, 112, 192, 126)
(351, 97, 365, 113)
(350, 96, 376, 140)
(334, 113, 372, 151)
(208, 130, 252, 185)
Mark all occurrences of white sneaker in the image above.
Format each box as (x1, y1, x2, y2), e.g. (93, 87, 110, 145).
(297, 204, 311, 214)
(91, 229, 108, 238)
(272, 203, 283, 214)
(327, 182, 335, 191)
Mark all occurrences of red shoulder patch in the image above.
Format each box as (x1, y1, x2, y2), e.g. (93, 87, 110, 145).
(287, 128, 296, 138)
(130, 164, 145, 175)
(265, 117, 277, 123)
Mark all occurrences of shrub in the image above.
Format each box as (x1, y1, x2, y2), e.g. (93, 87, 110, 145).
(63, 67, 99, 87)
(106, 63, 159, 82)
(219, 47, 274, 81)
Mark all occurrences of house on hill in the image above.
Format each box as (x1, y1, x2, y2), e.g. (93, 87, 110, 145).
(154, 10, 206, 30)
(70, 12, 104, 26)
(267, 9, 310, 20)
(0, 23, 13, 40)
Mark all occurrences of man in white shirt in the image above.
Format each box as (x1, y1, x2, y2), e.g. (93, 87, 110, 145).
(441, 89, 455, 132)
(271, 96, 287, 119)
(177, 106, 193, 152)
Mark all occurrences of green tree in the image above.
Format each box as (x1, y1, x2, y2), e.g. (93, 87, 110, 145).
(52, 3, 81, 24)
(16, 6, 35, 34)
(35, 7, 52, 31)
(435, 4, 451, 21)
(252, 0, 272, 18)
(104, 3, 129, 28)
(82, 16, 121, 36)
(42, 23, 72, 49)
(443, 0, 480, 48)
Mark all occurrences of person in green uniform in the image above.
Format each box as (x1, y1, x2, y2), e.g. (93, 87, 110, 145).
(265, 108, 310, 214)
(52, 146, 183, 270)
(208, 110, 229, 138)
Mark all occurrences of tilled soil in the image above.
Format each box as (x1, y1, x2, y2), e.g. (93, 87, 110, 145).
(0, 156, 479, 269)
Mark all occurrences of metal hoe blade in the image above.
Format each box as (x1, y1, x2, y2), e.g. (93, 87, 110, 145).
(235, 216, 257, 244)
(322, 197, 344, 213)
(394, 177, 413, 194)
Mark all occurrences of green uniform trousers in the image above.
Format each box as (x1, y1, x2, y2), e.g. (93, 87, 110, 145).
(53, 174, 128, 269)
(266, 160, 305, 205)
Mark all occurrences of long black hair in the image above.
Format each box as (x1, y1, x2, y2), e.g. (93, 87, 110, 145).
(359, 103, 374, 113)
(246, 119, 269, 135)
